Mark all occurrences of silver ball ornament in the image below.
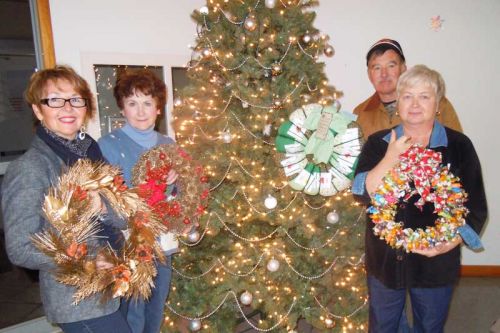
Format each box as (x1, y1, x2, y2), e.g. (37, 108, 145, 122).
(267, 258, 280, 272)
(324, 44, 335, 57)
(273, 98, 282, 109)
(302, 34, 312, 44)
(201, 48, 212, 58)
(324, 318, 335, 328)
(173, 97, 183, 107)
(187, 230, 201, 243)
(264, 195, 277, 209)
(199, 6, 209, 15)
(332, 99, 341, 112)
(221, 131, 232, 143)
(327, 211, 340, 224)
(189, 319, 202, 331)
(240, 291, 253, 305)
(244, 15, 257, 32)
(265, 0, 277, 8)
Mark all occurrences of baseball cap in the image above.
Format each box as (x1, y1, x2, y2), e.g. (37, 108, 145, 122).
(366, 38, 405, 65)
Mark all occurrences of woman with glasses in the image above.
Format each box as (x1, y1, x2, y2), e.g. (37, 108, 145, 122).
(1, 65, 131, 333)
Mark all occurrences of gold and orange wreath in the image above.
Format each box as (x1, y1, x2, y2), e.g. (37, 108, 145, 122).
(131, 144, 210, 234)
(32, 159, 168, 304)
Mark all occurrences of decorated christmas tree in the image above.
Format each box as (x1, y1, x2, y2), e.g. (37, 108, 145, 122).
(166, 1, 367, 332)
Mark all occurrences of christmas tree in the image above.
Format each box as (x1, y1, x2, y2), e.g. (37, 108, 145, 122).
(166, 1, 367, 332)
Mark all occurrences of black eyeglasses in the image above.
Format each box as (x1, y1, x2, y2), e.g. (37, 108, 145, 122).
(40, 97, 87, 108)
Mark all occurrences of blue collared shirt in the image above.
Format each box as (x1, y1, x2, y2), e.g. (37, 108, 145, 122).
(352, 122, 483, 250)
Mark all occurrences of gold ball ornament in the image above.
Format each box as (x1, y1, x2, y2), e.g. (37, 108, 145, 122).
(271, 62, 282, 76)
(244, 15, 258, 32)
(324, 44, 335, 57)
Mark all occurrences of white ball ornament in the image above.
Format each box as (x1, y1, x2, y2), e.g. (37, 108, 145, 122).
(267, 258, 280, 272)
(187, 230, 201, 243)
(240, 291, 253, 305)
(265, 0, 277, 8)
(199, 6, 209, 15)
(189, 319, 202, 331)
(221, 131, 232, 143)
(302, 34, 312, 44)
(264, 194, 277, 209)
(326, 211, 339, 224)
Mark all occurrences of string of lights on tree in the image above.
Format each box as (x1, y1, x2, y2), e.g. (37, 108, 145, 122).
(167, 0, 367, 331)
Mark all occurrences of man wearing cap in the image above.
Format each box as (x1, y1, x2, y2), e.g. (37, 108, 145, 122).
(354, 38, 462, 140)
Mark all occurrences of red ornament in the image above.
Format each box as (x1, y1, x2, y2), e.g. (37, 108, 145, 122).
(73, 185, 87, 201)
(200, 175, 209, 183)
(183, 217, 191, 224)
(200, 189, 209, 200)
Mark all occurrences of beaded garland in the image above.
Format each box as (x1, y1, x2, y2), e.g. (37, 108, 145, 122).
(368, 145, 469, 252)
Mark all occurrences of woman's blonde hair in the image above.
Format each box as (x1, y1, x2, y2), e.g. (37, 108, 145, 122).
(397, 64, 446, 103)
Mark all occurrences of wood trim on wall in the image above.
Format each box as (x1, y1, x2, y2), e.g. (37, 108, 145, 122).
(461, 265, 500, 277)
(35, 0, 55, 68)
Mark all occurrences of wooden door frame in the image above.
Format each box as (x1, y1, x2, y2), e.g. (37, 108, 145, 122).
(35, 0, 55, 68)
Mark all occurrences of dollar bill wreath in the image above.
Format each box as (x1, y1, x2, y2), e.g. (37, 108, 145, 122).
(275, 103, 362, 196)
(131, 144, 210, 234)
(368, 145, 469, 252)
(32, 160, 168, 304)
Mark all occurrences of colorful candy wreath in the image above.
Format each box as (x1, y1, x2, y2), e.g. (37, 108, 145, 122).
(32, 160, 167, 304)
(368, 145, 469, 252)
(131, 144, 210, 234)
(275, 103, 362, 196)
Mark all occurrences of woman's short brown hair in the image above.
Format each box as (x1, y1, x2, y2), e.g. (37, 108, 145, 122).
(113, 69, 167, 111)
(24, 65, 96, 121)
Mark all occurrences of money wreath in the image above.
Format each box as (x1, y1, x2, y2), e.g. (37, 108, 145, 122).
(275, 103, 362, 196)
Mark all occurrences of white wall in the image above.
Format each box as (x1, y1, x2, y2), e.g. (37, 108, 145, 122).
(49, 0, 500, 265)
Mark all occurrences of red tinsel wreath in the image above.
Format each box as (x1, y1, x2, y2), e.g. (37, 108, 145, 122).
(131, 144, 210, 233)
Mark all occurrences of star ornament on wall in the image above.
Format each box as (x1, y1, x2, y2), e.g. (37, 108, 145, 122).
(430, 15, 445, 32)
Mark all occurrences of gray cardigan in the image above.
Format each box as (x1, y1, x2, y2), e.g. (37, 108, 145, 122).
(1, 135, 124, 323)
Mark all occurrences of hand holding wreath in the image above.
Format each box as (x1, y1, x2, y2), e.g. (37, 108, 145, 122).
(368, 145, 469, 253)
(32, 160, 168, 304)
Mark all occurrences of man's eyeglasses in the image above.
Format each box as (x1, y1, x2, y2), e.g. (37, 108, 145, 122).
(40, 97, 87, 108)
